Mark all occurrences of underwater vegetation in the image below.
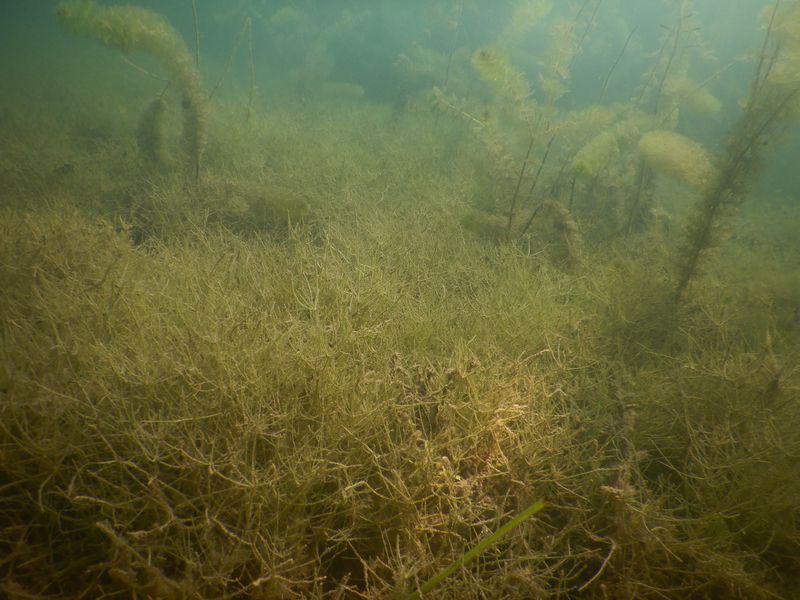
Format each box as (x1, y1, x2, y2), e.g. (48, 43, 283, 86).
(638, 129, 716, 192)
(56, 0, 206, 179)
(1, 0, 800, 598)
(671, 0, 800, 304)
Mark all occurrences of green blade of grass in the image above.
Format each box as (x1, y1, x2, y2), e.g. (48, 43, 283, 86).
(405, 499, 547, 599)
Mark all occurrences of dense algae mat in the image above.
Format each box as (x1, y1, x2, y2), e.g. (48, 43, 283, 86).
(5, 203, 800, 598)
(2, 1, 800, 598)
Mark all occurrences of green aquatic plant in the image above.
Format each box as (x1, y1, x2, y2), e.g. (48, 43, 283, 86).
(467, 45, 562, 243)
(672, 0, 800, 304)
(537, 0, 602, 104)
(56, 0, 206, 180)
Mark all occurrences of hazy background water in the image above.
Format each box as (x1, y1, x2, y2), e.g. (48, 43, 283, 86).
(0, 0, 797, 196)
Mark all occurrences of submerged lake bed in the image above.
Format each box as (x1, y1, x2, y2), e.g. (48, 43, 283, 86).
(1, 1, 799, 597)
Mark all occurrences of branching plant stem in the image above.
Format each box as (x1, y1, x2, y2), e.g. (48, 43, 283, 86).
(506, 132, 536, 240)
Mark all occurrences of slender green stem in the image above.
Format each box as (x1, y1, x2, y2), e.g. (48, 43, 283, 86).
(506, 134, 536, 240)
(191, 0, 200, 69)
(405, 499, 546, 599)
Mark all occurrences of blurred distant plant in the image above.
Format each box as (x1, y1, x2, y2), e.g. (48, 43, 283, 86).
(434, 1, 646, 263)
(136, 95, 174, 168)
(633, 0, 712, 122)
(433, 0, 799, 290)
(57, 0, 206, 181)
(536, 0, 601, 106)
(623, 0, 715, 235)
(208, 15, 256, 120)
(638, 130, 716, 192)
(284, 8, 370, 101)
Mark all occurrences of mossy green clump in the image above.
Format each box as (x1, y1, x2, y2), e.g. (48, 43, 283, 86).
(56, 0, 205, 179)
(638, 129, 716, 192)
(664, 76, 722, 117)
(570, 129, 620, 178)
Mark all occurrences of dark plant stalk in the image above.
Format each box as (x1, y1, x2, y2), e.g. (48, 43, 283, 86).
(568, 0, 603, 73)
(524, 134, 555, 203)
(745, 0, 782, 113)
(601, 27, 636, 102)
(567, 175, 577, 212)
(506, 133, 536, 240)
(520, 135, 556, 235)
